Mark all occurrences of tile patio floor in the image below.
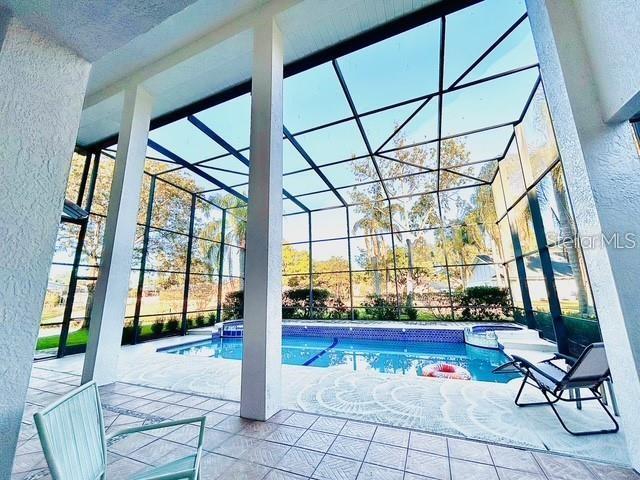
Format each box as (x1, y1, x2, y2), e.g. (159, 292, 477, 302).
(13, 365, 639, 480)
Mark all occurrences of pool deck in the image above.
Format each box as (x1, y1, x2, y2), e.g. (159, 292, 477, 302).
(25, 329, 633, 469)
(15, 363, 638, 480)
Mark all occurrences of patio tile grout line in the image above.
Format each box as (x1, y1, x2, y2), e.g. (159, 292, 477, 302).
(17, 421, 633, 479)
(19, 377, 637, 479)
(36, 382, 633, 472)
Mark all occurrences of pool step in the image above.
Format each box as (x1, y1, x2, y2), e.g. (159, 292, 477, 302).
(497, 330, 556, 352)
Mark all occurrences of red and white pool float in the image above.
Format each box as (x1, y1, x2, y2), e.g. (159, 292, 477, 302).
(421, 363, 471, 380)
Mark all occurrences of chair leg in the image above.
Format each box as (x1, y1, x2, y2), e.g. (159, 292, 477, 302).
(607, 379, 620, 417)
(544, 388, 619, 436)
(599, 384, 608, 406)
(575, 388, 582, 410)
(513, 374, 619, 435)
(514, 372, 561, 407)
(514, 373, 529, 406)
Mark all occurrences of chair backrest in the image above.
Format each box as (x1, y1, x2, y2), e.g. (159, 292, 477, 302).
(562, 343, 610, 388)
(33, 381, 107, 480)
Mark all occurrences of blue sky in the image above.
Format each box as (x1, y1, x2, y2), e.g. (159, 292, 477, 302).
(50, 0, 540, 282)
(147, 0, 536, 194)
(147, 0, 538, 247)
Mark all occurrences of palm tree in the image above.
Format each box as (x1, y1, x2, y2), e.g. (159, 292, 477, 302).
(549, 167, 590, 315)
(351, 201, 392, 295)
(197, 220, 222, 275)
(205, 194, 247, 278)
(349, 134, 475, 307)
(520, 102, 590, 316)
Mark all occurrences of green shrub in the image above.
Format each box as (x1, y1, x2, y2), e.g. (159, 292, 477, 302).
(207, 312, 217, 325)
(453, 286, 512, 322)
(121, 323, 140, 345)
(282, 288, 309, 318)
(165, 316, 180, 333)
(282, 288, 349, 319)
(311, 289, 332, 318)
(223, 291, 244, 320)
(405, 307, 418, 321)
(282, 287, 312, 318)
(151, 319, 164, 335)
(195, 314, 206, 328)
(362, 295, 398, 320)
(327, 297, 348, 319)
(282, 305, 295, 318)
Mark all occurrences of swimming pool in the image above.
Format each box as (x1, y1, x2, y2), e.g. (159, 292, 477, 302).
(162, 335, 518, 383)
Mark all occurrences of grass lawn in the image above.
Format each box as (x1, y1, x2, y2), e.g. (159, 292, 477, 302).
(36, 325, 162, 350)
(37, 328, 89, 350)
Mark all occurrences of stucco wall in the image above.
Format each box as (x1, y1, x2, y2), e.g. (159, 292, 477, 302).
(527, 0, 640, 469)
(573, 0, 640, 121)
(0, 14, 90, 476)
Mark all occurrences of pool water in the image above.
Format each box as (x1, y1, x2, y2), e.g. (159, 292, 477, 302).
(163, 336, 518, 383)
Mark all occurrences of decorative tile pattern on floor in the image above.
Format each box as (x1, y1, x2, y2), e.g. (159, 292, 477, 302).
(13, 365, 639, 480)
(30, 335, 630, 466)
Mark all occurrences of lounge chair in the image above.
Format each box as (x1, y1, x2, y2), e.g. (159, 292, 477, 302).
(494, 342, 619, 436)
(33, 381, 206, 480)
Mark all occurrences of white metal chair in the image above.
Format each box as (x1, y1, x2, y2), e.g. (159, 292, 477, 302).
(33, 381, 205, 480)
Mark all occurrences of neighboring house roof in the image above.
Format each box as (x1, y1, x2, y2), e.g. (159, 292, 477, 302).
(524, 253, 573, 278)
(475, 254, 493, 264)
(468, 253, 574, 280)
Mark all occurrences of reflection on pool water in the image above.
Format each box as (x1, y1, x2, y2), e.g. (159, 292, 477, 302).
(162, 336, 518, 383)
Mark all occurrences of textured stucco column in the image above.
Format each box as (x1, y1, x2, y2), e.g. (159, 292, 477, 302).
(527, 0, 640, 469)
(82, 85, 153, 386)
(0, 15, 90, 477)
(240, 18, 284, 421)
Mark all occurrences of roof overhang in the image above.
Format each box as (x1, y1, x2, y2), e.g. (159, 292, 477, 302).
(77, 0, 481, 149)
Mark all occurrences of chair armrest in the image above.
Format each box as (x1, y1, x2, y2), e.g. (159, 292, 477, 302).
(551, 352, 578, 365)
(511, 355, 562, 385)
(511, 355, 536, 365)
(492, 361, 520, 374)
(107, 416, 206, 445)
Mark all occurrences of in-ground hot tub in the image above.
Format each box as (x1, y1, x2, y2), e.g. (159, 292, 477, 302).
(464, 324, 523, 349)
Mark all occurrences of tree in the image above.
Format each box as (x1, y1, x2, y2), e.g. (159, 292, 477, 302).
(537, 166, 591, 316)
(348, 133, 477, 308)
(313, 256, 351, 308)
(282, 244, 310, 288)
(204, 194, 247, 277)
(64, 157, 198, 269)
(350, 191, 393, 293)
(519, 94, 591, 317)
(440, 162, 499, 290)
(57, 156, 200, 327)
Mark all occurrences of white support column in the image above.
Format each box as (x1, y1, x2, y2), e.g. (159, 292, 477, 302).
(527, 0, 640, 469)
(81, 85, 153, 386)
(240, 18, 284, 421)
(0, 14, 90, 477)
